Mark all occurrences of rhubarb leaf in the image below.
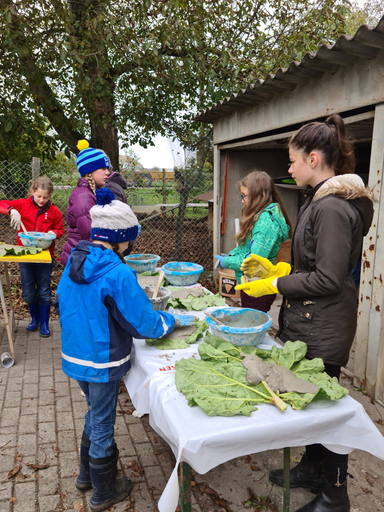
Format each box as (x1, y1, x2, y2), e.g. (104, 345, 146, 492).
(175, 339, 348, 415)
(175, 358, 271, 416)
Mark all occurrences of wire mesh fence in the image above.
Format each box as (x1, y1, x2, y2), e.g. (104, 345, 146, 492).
(1, 158, 215, 316)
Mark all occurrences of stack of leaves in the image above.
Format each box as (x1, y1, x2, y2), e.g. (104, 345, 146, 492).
(167, 287, 226, 311)
(0, 244, 43, 257)
(175, 334, 348, 417)
(146, 319, 207, 350)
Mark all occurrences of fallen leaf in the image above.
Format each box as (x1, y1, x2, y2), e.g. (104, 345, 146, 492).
(376, 419, 384, 425)
(128, 460, 144, 476)
(74, 502, 83, 510)
(25, 462, 50, 472)
(250, 464, 261, 471)
(361, 487, 373, 494)
(9, 497, 17, 504)
(8, 464, 22, 479)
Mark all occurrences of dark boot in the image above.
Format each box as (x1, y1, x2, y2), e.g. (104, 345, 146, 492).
(27, 304, 39, 332)
(269, 452, 324, 494)
(295, 479, 350, 512)
(39, 304, 51, 337)
(89, 446, 132, 512)
(75, 432, 92, 491)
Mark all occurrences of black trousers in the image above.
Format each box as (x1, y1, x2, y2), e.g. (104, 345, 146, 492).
(305, 364, 348, 485)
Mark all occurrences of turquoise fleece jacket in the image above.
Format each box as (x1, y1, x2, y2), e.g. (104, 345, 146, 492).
(224, 203, 290, 283)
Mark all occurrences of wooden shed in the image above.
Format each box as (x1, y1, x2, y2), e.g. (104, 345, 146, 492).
(194, 18, 384, 402)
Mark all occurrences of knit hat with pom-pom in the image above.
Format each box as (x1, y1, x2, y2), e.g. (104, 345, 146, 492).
(90, 188, 140, 243)
(76, 139, 110, 176)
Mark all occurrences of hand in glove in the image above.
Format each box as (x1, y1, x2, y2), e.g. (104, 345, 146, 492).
(47, 231, 56, 236)
(214, 254, 228, 269)
(9, 209, 21, 230)
(235, 276, 278, 298)
(174, 314, 199, 327)
(240, 254, 291, 279)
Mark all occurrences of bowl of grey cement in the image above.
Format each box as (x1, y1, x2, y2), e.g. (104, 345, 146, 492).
(142, 286, 172, 311)
(205, 307, 272, 346)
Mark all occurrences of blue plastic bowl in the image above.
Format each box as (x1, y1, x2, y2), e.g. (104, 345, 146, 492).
(18, 231, 56, 250)
(124, 254, 160, 273)
(205, 307, 272, 346)
(162, 262, 204, 286)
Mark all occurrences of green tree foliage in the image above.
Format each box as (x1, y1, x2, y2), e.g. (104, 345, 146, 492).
(1, 0, 351, 170)
(344, 1, 384, 35)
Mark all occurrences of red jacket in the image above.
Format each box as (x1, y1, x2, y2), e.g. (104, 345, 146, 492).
(0, 197, 64, 257)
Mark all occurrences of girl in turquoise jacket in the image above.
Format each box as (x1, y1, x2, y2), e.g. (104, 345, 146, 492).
(215, 170, 291, 312)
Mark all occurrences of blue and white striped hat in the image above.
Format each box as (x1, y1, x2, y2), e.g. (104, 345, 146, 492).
(76, 140, 110, 177)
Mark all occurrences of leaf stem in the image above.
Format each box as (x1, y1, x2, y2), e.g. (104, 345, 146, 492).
(262, 380, 287, 412)
(206, 363, 271, 401)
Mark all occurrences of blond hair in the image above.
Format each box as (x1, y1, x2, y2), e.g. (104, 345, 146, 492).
(83, 173, 96, 193)
(30, 176, 54, 196)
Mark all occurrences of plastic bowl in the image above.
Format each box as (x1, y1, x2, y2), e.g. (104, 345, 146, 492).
(162, 262, 204, 286)
(18, 231, 56, 250)
(124, 254, 160, 273)
(142, 286, 172, 311)
(205, 307, 272, 346)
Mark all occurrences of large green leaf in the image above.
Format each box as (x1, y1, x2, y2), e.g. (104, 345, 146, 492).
(175, 339, 348, 415)
(167, 292, 226, 311)
(175, 358, 272, 417)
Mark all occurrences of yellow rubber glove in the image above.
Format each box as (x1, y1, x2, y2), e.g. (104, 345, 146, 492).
(235, 276, 278, 297)
(240, 254, 291, 279)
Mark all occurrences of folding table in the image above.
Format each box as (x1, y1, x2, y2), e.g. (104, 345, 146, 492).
(0, 248, 51, 362)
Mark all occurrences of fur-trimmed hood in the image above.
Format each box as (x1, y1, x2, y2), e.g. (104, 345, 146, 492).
(314, 174, 374, 236)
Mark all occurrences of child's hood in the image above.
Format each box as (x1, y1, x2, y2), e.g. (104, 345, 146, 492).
(68, 241, 124, 284)
(107, 172, 127, 189)
(264, 203, 290, 239)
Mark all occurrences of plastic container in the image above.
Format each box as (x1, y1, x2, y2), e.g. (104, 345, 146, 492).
(162, 262, 204, 286)
(18, 231, 56, 250)
(142, 286, 172, 311)
(124, 254, 160, 273)
(205, 307, 272, 346)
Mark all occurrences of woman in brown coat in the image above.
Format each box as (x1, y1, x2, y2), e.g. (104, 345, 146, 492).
(237, 114, 374, 512)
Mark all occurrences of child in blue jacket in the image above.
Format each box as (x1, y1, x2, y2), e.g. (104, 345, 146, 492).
(55, 188, 195, 512)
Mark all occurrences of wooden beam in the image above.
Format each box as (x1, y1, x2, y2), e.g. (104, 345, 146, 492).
(354, 102, 384, 397)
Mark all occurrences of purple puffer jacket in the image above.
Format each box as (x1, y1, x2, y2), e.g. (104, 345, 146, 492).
(60, 178, 96, 266)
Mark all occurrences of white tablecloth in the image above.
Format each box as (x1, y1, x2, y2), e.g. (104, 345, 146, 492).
(123, 307, 384, 512)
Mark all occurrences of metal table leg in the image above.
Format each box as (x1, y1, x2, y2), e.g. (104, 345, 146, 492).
(283, 447, 290, 512)
(180, 461, 192, 512)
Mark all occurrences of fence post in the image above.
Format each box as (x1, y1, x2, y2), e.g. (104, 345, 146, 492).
(31, 157, 40, 182)
(162, 168, 167, 204)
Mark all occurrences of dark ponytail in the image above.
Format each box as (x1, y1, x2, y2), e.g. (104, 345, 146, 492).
(110, 243, 126, 263)
(289, 114, 355, 175)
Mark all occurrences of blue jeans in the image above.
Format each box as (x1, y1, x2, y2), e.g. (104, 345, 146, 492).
(78, 379, 120, 459)
(19, 261, 53, 306)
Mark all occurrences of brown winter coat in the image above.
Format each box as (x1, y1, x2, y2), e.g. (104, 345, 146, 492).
(277, 174, 374, 367)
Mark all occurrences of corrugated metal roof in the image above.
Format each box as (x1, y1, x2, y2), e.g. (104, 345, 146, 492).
(193, 17, 384, 123)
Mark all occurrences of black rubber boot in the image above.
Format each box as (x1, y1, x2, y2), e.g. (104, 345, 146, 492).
(269, 452, 324, 494)
(89, 446, 132, 512)
(39, 304, 51, 337)
(75, 432, 92, 491)
(295, 479, 350, 512)
(27, 304, 39, 332)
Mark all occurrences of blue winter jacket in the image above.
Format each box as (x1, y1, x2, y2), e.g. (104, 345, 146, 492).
(56, 241, 175, 383)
